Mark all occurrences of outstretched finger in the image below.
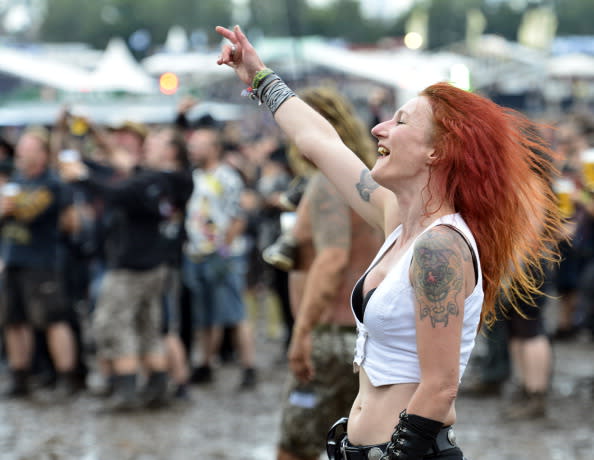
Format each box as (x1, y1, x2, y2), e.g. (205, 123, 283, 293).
(215, 26, 239, 66)
(215, 26, 236, 42)
(233, 25, 251, 51)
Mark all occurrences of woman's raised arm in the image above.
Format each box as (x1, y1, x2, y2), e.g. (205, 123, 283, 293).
(216, 25, 395, 233)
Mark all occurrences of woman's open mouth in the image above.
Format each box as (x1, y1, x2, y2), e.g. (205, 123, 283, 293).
(377, 146, 390, 158)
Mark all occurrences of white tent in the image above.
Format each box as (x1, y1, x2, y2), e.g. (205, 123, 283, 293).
(301, 42, 465, 91)
(0, 100, 246, 127)
(548, 53, 594, 79)
(0, 45, 90, 92)
(256, 37, 473, 102)
(88, 38, 157, 94)
(142, 51, 233, 79)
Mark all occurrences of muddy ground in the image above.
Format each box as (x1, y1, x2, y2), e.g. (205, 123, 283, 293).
(0, 319, 593, 460)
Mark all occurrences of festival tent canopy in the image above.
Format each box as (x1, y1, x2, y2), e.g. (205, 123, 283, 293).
(548, 53, 594, 79)
(142, 36, 471, 98)
(255, 37, 473, 101)
(0, 39, 158, 94)
(0, 45, 91, 92)
(87, 38, 157, 94)
(0, 100, 245, 127)
(141, 51, 233, 79)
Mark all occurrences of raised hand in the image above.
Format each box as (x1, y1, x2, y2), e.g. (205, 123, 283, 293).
(215, 25, 267, 86)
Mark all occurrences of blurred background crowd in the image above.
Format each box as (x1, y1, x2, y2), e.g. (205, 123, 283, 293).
(0, 0, 593, 442)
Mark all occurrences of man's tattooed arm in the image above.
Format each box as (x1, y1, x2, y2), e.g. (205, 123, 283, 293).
(410, 227, 470, 328)
(290, 174, 350, 342)
(355, 169, 379, 202)
(310, 174, 351, 252)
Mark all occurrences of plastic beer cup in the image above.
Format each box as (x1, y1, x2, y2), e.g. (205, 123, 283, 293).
(553, 177, 575, 218)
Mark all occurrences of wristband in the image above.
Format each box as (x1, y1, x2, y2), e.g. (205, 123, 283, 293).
(260, 79, 296, 115)
(242, 69, 296, 114)
(251, 68, 275, 89)
(241, 73, 280, 102)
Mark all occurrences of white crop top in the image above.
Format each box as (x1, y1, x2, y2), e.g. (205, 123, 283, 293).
(351, 213, 484, 387)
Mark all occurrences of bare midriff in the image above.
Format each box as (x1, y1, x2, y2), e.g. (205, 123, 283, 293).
(346, 367, 457, 446)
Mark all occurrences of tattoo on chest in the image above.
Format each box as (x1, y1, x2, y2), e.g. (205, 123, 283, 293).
(412, 239, 462, 327)
(355, 170, 378, 202)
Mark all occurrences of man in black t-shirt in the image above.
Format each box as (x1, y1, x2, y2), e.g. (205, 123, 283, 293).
(0, 127, 79, 399)
(60, 124, 193, 411)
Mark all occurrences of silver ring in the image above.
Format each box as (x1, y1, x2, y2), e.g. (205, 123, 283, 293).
(231, 45, 237, 57)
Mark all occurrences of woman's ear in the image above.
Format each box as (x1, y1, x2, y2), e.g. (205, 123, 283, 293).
(426, 148, 437, 164)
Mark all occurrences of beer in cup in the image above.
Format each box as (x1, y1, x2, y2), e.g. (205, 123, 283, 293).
(2, 183, 20, 197)
(553, 177, 575, 219)
(581, 148, 594, 190)
(1, 182, 20, 217)
(59, 149, 81, 163)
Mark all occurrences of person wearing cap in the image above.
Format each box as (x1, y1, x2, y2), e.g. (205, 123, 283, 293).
(59, 121, 193, 411)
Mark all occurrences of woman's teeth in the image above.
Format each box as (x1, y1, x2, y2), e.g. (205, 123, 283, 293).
(377, 146, 390, 157)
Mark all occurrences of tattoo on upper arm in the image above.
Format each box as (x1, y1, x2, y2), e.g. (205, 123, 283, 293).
(411, 229, 464, 328)
(355, 169, 378, 202)
(309, 175, 350, 250)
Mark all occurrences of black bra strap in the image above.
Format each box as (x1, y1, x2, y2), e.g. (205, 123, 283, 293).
(436, 224, 479, 285)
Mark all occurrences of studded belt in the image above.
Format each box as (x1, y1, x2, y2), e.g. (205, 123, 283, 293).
(342, 426, 457, 460)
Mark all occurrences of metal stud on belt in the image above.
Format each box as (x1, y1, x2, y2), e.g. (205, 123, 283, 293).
(367, 446, 384, 460)
(447, 428, 457, 446)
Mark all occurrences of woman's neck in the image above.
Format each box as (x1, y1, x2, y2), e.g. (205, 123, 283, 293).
(395, 190, 455, 248)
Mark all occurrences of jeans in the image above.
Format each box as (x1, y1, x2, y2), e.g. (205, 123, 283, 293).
(182, 253, 247, 328)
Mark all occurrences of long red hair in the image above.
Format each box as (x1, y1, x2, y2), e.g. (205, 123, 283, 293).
(421, 82, 563, 326)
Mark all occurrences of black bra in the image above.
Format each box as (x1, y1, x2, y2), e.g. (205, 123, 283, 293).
(352, 273, 375, 323)
(350, 223, 478, 324)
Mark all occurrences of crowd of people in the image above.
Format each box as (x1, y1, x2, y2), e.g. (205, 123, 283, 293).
(0, 26, 593, 458)
(462, 111, 594, 421)
(0, 99, 298, 412)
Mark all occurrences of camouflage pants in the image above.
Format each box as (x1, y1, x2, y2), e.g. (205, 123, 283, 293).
(93, 266, 167, 360)
(279, 325, 358, 459)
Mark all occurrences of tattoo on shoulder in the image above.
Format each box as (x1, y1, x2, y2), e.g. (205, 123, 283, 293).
(411, 229, 464, 328)
(355, 169, 378, 202)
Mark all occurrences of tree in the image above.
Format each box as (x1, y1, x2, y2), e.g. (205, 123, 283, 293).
(38, 0, 232, 49)
(34, 0, 594, 50)
(297, 0, 392, 44)
(248, 0, 294, 37)
(424, 0, 483, 49)
(482, 1, 525, 41)
(553, 0, 594, 35)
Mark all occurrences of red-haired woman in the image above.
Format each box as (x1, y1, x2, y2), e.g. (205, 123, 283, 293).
(216, 25, 563, 460)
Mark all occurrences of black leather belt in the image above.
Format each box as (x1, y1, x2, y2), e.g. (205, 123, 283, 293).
(342, 426, 457, 460)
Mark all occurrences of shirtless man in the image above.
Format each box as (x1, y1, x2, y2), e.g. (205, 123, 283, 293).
(277, 171, 382, 460)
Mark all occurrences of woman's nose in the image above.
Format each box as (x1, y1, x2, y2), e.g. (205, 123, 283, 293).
(371, 121, 386, 139)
